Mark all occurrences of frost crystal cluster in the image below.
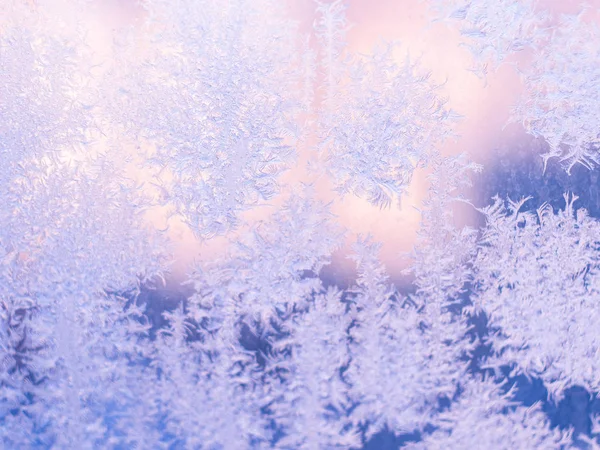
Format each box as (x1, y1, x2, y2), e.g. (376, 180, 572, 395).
(409, 376, 572, 449)
(428, 0, 546, 78)
(2, 0, 600, 449)
(472, 194, 600, 398)
(315, 2, 459, 208)
(513, 13, 600, 173)
(110, 0, 302, 238)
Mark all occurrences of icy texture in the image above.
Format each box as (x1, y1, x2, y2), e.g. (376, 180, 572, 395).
(0, 2, 167, 447)
(428, 0, 547, 78)
(109, 0, 302, 239)
(4, 0, 600, 448)
(316, 2, 459, 208)
(268, 288, 359, 449)
(513, 12, 600, 173)
(346, 236, 465, 439)
(409, 377, 572, 449)
(472, 194, 600, 400)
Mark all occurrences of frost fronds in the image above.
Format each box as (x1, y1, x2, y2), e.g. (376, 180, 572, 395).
(410, 376, 573, 449)
(186, 189, 345, 335)
(314, 0, 352, 113)
(346, 235, 465, 439)
(410, 154, 481, 308)
(0, 3, 167, 445)
(268, 287, 359, 449)
(319, 41, 460, 208)
(153, 302, 269, 449)
(429, 0, 548, 79)
(472, 193, 600, 400)
(512, 13, 600, 174)
(110, 0, 303, 239)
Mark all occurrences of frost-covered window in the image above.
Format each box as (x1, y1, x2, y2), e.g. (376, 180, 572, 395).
(3, 0, 600, 448)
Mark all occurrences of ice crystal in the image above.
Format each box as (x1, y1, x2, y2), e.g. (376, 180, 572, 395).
(316, 3, 459, 208)
(429, 0, 547, 78)
(410, 376, 572, 449)
(472, 194, 600, 399)
(512, 12, 600, 173)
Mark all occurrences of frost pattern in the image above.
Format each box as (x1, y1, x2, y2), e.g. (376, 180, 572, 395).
(4, 0, 600, 448)
(410, 154, 482, 308)
(268, 288, 359, 449)
(428, 0, 547, 78)
(110, 0, 302, 239)
(152, 302, 269, 449)
(0, 3, 167, 447)
(409, 376, 572, 449)
(512, 12, 600, 173)
(472, 194, 600, 399)
(315, 3, 459, 208)
(186, 190, 345, 333)
(346, 236, 465, 439)
(147, 191, 347, 448)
